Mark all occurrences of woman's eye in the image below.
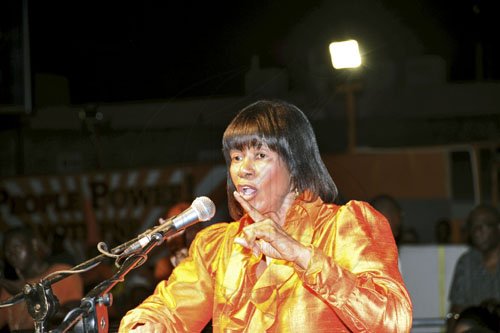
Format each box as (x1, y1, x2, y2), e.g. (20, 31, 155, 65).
(256, 153, 266, 159)
(231, 155, 242, 162)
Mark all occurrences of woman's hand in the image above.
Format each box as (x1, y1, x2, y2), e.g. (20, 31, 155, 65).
(233, 191, 311, 269)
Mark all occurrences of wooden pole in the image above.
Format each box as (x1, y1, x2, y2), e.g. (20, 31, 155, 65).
(337, 82, 362, 153)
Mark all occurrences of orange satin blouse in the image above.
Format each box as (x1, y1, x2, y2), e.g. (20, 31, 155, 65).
(119, 194, 413, 332)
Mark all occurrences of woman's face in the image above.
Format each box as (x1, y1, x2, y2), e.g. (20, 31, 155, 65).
(229, 143, 292, 216)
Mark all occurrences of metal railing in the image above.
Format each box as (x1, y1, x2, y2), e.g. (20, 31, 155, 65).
(411, 317, 446, 333)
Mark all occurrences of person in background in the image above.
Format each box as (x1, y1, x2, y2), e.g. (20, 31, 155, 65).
(370, 194, 404, 245)
(447, 204, 500, 332)
(46, 226, 77, 266)
(119, 99, 412, 332)
(399, 226, 420, 244)
(435, 218, 452, 244)
(0, 226, 84, 331)
(111, 263, 157, 329)
(451, 302, 500, 333)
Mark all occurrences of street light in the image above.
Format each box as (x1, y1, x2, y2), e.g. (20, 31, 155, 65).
(329, 39, 362, 152)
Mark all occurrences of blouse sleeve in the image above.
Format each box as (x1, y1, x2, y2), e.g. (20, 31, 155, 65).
(118, 223, 228, 332)
(295, 200, 413, 332)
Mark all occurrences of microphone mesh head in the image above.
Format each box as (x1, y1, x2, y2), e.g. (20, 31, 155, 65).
(192, 196, 216, 221)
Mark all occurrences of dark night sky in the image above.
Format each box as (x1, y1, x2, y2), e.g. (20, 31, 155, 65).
(29, 1, 311, 103)
(27, 1, 500, 105)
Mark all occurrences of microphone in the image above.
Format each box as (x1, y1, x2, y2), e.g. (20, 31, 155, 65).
(121, 196, 216, 255)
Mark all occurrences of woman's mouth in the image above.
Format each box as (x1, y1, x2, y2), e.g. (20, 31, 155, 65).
(238, 185, 257, 198)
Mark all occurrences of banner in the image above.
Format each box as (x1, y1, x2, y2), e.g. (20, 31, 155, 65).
(0, 164, 228, 244)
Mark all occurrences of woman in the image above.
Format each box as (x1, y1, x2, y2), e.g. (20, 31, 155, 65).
(119, 100, 413, 332)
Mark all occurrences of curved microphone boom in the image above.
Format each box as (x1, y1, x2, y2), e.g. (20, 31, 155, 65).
(122, 196, 216, 255)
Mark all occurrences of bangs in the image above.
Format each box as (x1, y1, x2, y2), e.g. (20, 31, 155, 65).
(222, 117, 280, 152)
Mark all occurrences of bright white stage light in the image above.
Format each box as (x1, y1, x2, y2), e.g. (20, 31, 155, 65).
(329, 40, 362, 69)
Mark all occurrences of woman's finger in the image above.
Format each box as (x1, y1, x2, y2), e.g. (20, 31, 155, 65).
(235, 237, 261, 257)
(233, 191, 266, 222)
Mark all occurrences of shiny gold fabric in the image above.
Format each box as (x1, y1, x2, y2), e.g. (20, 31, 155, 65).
(119, 193, 412, 332)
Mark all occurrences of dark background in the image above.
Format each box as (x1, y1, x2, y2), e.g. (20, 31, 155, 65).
(23, 0, 500, 104)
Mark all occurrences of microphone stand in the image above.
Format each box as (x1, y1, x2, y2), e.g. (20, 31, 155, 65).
(0, 227, 171, 333)
(51, 232, 165, 333)
(24, 281, 60, 333)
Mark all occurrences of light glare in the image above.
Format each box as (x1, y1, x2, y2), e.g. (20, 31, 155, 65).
(329, 40, 362, 69)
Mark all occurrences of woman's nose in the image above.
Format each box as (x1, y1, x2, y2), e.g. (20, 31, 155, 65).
(238, 156, 254, 178)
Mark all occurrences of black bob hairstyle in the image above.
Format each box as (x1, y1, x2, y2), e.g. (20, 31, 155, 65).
(222, 100, 338, 220)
